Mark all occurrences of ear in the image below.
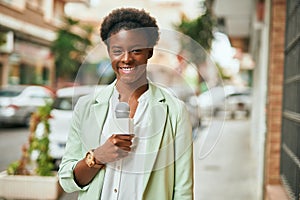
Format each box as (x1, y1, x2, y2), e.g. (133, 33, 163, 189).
(148, 49, 153, 59)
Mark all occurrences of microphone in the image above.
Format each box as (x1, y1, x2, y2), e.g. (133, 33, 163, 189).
(115, 102, 130, 118)
(108, 102, 134, 135)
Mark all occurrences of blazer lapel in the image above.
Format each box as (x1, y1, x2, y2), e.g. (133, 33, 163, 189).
(81, 83, 115, 149)
(142, 83, 169, 190)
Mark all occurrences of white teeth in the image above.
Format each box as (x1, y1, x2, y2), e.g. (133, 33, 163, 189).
(121, 67, 134, 71)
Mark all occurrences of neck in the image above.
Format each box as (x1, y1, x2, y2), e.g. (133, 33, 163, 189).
(116, 81, 149, 103)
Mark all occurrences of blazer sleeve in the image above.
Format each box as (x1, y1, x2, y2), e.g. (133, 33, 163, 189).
(58, 98, 90, 193)
(173, 101, 194, 200)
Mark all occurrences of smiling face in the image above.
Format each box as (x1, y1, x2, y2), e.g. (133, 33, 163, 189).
(107, 29, 153, 87)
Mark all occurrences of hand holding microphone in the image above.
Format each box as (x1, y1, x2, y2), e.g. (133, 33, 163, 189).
(94, 102, 134, 163)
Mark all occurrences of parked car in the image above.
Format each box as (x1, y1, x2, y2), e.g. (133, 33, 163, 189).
(48, 85, 106, 168)
(213, 90, 252, 119)
(196, 85, 237, 119)
(197, 85, 251, 119)
(0, 85, 54, 126)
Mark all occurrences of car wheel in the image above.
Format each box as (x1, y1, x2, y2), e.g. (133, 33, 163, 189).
(245, 110, 250, 118)
(213, 108, 219, 117)
(24, 114, 32, 127)
(53, 159, 62, 171)
(231, 112, 235, 119)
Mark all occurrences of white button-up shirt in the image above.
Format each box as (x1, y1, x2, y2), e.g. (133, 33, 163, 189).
(100, 87, 150, 200)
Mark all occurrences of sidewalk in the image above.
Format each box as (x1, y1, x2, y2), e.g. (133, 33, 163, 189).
(194, 118, 258, 200)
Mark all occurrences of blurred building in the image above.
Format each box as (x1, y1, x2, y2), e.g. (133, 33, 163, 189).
(212, 0, 254, 87)
(263, 0, 299, 199)
(0, 0, 88, 88)
(212, 1, 269, 199)
(213, 0, 299, 199)
(0, 0, 212, 88)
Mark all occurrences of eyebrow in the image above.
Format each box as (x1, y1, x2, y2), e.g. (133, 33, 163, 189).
(110, 44, 148, 49)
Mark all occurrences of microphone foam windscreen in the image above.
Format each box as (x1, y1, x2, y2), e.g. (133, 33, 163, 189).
(115, 102, 130, 118)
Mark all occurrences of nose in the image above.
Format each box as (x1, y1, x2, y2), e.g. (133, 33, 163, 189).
(122, 51, 132, 63)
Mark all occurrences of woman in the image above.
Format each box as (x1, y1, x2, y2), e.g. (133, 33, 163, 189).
(58, 7, 194, 200)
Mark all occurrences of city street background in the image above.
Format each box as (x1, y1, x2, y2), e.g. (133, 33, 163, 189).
(0, 0, 297, 199)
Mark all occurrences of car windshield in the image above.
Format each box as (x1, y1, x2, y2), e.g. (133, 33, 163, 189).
(226, 91, 251, 98)
(0, 89, 23, 97)
(52, 96, 81, 110)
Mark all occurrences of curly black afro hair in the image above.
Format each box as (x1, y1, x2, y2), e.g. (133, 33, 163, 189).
(100, 7, 159, 47)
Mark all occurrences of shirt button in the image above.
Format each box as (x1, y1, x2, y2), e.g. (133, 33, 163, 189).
(114, 188, 117, 193)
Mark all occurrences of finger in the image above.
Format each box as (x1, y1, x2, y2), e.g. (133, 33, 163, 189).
(110, 137, 133, 146)
(110, 138, 118, 145)
(118, 145, 131, 152)
(113, 134, 134, 141)
(115, 139, 133, 148)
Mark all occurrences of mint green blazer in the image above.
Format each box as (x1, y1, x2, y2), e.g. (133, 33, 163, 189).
(58, 81, 194, 200)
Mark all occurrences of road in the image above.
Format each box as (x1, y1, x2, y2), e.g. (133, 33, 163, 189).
(0, 125, 29, 171)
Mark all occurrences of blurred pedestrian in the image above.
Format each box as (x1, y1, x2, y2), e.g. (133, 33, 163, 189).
(58, 7, 194, 200)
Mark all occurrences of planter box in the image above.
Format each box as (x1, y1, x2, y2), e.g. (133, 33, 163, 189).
(0, 171, 63, 200)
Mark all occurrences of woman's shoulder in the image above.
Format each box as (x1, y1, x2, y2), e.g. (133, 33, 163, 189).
(149, 82, 186, 108)
(75, 84, 113, 107)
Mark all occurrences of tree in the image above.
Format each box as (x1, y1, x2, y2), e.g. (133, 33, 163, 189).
(174, 1, 217, 93)
(51, 17, 94, 82)
(174, 1, 216, 64)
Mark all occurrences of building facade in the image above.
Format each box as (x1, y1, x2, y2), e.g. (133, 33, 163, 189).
(0, 0, 77, 88)
(274, 0, 299, 199)
(215, 0, 298, 199)
(253, 0, 299, 199)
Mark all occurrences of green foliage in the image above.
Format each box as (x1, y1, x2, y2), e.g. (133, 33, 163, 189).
(29, 103, 54, 176)
(51, 16, 94, 81)
(174, 4, 216, 64)
(7, 161, 20, 175)
(176, 11, 215, 50)
(7, 102, 55, 176)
